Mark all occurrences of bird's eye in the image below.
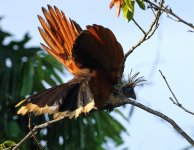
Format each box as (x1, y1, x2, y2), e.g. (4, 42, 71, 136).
(121, 86, 136, 99)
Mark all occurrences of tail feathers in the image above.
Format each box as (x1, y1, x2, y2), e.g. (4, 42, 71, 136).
(16, 77, 96, 119)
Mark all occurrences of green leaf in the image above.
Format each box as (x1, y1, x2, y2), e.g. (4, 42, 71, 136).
(122, 0, 134, 22)
(18, 33, 31, 47)
(136, 0, 146, 10)
(114, 109, 129, 122)
(0, 143, 6, 149)
(0, 28, 11, 43)
(41, 58, 63, 84)
(5, 121, 20, 138)
(78, 118, 84, 149)
(124, 0, 134, 12)
(99, 112, 125, 146)
(20, 58, 35, 96)
(3, 140, 16, 147)
(42, 55, 63, 73)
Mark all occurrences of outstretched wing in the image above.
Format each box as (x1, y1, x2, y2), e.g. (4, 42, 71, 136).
(16, 77, 95, 119)
(38, 5, 124, 79)
(38, 5, 85, 75)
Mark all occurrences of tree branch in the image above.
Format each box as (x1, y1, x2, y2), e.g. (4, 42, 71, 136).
(120, 0, 163, 78)
(12, 117, 64, 150)
(28, 113, 44, 150)
(124, 8, 160, 59)
(132, 18, 146, 34)
(13, 94, 194, 149)
(107, 96, 194, 146)
(159, 70, 194, 116)
(144, 0, 194, 30)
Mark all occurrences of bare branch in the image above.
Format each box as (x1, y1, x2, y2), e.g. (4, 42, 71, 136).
(132, 18, 146, 34)
(144, 0, 194, 30)
(28, 113, 44, 150)
(12, 117, 64, 150)
(13, 94, 194, 149)
(124, 9, 160, 61)
(188, 30, 194, 33)
(107, 96, 194, 146)
(120, 3, 162, 78)
(159, 70, 194, 115)
(159, 70, 179, 103)
(181, 145, 193, 150)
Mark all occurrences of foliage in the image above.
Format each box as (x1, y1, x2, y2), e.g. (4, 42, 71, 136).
(0, 22, 127, 149)
(122, 0, 145, 21)
(0, 140, 16, 150)
(110, 0, 145, 21)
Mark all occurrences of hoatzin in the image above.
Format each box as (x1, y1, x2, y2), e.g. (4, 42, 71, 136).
(16, 5, 142, 119)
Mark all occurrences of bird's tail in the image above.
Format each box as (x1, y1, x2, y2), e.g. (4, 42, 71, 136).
(16, 77, 95, 119)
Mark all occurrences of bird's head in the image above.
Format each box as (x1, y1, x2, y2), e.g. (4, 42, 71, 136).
(121, 71, 146, 100)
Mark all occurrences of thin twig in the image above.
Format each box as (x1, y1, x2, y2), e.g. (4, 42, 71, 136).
(188, 30, 194, 33)
(124, 10, 160, 60)
(13, 117, 64, 150)
(159, 70, 179, 103)
(28, 113, 44, 150)
(144, 0, 194, 30)
(169, 98, 194, 115)
(132, 18, 146, 34)
(120, 1, 162, 78)
(108, 95, 194, 146)
(159, 70, 194, 115)
(181, 145, 193, 150)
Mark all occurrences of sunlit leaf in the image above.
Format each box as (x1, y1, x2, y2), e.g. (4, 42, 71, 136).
(0, 143, 6, 149)
(122, 0, 134, 21)
(3, 140, 16, 147)
(124, 0, 134, 12)
(136, 0, 146, 10)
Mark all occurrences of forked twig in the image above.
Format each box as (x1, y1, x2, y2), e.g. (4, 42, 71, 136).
(145, 0, 194, 30)
(111, 95, 194, 146)
(28, 113, 44, 150)
(159, 70, 194, 116)
(120, 0, 163, 78)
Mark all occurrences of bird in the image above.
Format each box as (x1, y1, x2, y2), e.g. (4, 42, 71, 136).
(16, 5, 142, 119)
